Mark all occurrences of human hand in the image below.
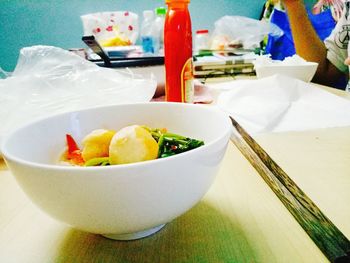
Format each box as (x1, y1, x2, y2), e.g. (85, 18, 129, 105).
(344, 57, 350, 66)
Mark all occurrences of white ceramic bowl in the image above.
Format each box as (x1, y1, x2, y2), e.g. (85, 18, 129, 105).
(1, 102, 231, 240)
(255, 62, 318, 82)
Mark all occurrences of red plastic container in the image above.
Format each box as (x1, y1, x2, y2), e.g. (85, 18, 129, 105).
(164, 0, 194, 103)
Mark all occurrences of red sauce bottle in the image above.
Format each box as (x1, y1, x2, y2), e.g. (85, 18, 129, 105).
(164, 0, 194, 103)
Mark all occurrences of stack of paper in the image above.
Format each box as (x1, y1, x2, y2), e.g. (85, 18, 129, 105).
(193, 52, 257, 80)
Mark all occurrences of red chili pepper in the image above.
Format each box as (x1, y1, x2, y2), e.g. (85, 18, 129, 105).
(171, 145, 178, 151)
(65, 134, 84, 165)
(66, 134, 79, 153)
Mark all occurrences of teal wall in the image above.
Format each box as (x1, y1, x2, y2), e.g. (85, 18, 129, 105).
(0, 0, 268, 71)
(1, 0, 314, 72)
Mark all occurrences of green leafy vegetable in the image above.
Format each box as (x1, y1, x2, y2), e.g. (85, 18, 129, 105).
(77, 127, 204, 167)
(143, 126, 205, 158)
(157, 133, 204, 158)
(84, 157, 110, 167)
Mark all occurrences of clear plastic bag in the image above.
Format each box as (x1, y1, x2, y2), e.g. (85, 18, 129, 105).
(81, 11, 139, 46)
(210, 16, 283, 50)
(0, 45, 157, 147)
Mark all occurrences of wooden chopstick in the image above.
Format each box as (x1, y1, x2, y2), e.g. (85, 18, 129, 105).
(229, 116, 350, 263)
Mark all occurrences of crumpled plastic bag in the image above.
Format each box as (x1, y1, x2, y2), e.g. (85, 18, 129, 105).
(211, 16, 283, 50)
(81, 11, 139, 46)
(0, 45, 157, 147)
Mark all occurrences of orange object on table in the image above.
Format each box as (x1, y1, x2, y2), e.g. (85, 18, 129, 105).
(164, 0, 194, 102)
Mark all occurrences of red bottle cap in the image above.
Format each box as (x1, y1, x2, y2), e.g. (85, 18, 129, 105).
(166, 0, 190, 3)
(196, 29, 209, 34)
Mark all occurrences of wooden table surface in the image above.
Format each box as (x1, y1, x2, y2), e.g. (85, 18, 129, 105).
(0, 84, 349, 263)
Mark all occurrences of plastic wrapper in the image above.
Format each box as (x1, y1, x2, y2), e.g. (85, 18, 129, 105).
(313, 0, 344, 21)
(210, 16, 283, 50)
(215, 75, 350, 134)
(0, 45, 157, 150)
(253, 54, 309, 66)
(266, 8, 336, 60)
(81, 11, 139, 46)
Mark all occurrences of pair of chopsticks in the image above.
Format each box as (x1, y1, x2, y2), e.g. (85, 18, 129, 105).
(229, 116, 350, 263)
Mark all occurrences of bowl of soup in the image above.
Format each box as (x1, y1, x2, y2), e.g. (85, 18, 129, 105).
(1, 102, 231, 240)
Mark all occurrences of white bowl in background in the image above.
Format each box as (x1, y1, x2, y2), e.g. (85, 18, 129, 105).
(255, 62, 318, 82)
(1, 102, 231, 240)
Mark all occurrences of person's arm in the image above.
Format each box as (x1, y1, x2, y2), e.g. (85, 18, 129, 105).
(282, 0, 346, 86)
(345, 57, 350, 65)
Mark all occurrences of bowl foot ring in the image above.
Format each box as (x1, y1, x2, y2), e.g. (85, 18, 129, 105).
(101, 224, 166, 241)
